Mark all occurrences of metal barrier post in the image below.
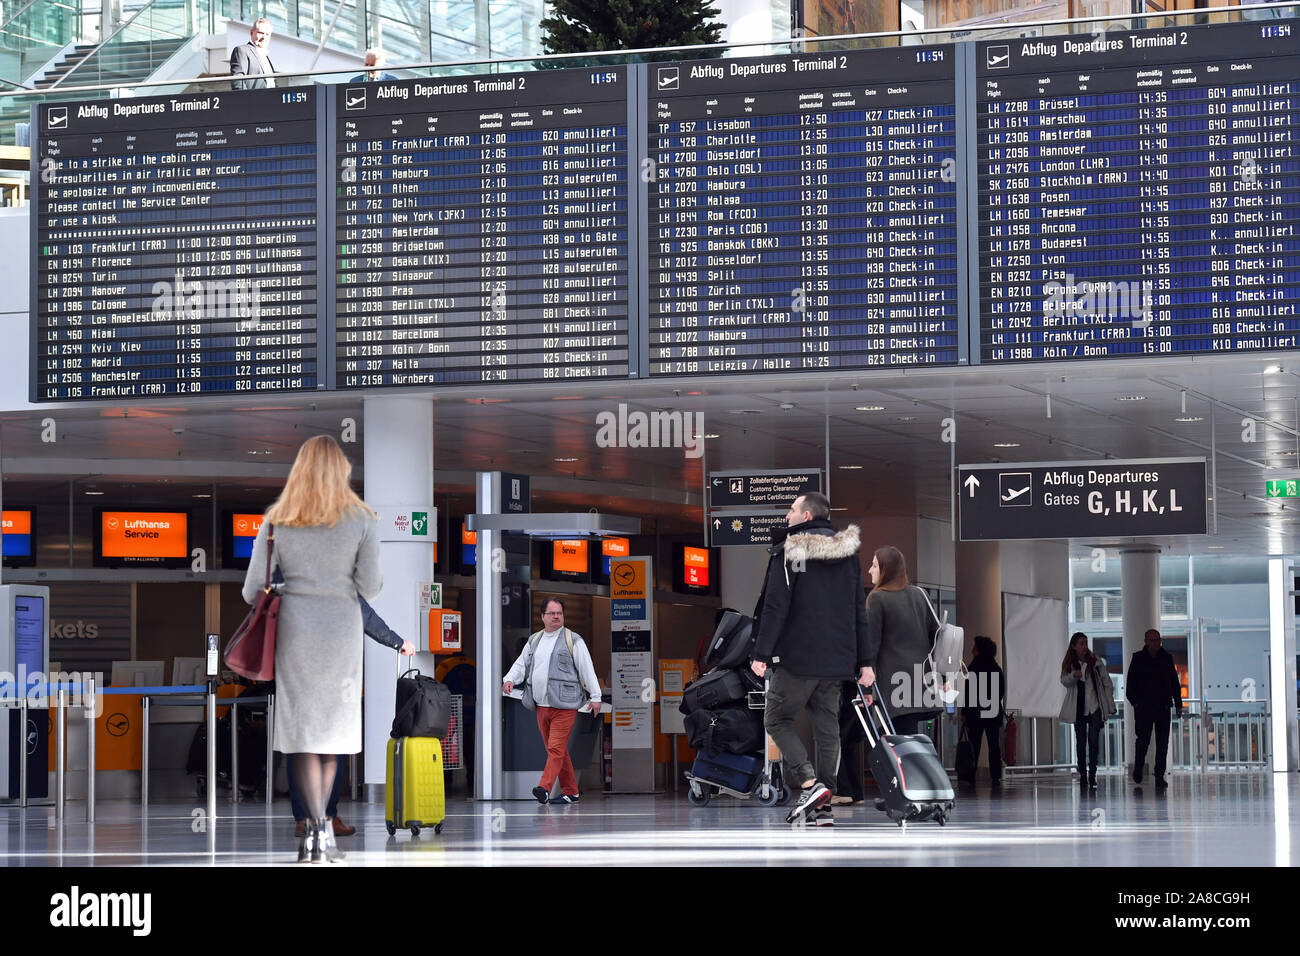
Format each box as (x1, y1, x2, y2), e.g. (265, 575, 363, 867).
(55, 689, 67, 820)
(141, 695, 150, 807)
(265, 694, 274, 807)
(206, 681, 216, 827)
(230, 698, 239, 803)
(86, 677, 96, 823)
(18, 697, 28, 808)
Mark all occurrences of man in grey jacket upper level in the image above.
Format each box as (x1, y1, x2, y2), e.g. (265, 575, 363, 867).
(230, 18, 277, 90)
(503, 598, 602, 804)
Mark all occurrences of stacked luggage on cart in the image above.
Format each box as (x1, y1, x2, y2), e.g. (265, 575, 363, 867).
(679, 611, 790, 807)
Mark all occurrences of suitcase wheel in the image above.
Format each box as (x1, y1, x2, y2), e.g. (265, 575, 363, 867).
(434, 823, 443, 834)
(755, 785, 779, 807)
(935, 813, 948, 826)
(385, 822, 396, 836)
(410, 826, 421, 837)
(687, 783, 711, 807)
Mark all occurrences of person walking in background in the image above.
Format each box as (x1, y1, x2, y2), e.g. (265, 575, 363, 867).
(962, 635, 1006, 788)
(861, 546, 938, 736)
(1126, 628, 1183, 789)
(351, 48, 398, 82)
(503, 598, 602, 804)
(751, 492, 869, 828)
(242, 435, 385, 863)
(230, 18, 277, 90)
(1059, 631, 1115, 791)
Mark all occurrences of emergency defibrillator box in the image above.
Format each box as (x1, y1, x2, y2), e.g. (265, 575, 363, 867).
(423, 609, 462, 653)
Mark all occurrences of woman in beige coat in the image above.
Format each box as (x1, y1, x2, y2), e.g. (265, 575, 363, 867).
(1059, 631, 1115, 791)
(242, 435, 382, 862)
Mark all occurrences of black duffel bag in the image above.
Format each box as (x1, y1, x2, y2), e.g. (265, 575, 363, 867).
(702, 611, 755, 672)
(685, 705, 765, 755)
(391, 668, 452, 738)
(680, 667, 760, 715)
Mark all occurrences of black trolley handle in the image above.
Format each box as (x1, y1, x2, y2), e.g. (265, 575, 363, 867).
(852, 682, 897, 748)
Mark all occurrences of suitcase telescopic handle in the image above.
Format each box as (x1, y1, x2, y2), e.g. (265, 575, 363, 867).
(855, 682, 897, 741)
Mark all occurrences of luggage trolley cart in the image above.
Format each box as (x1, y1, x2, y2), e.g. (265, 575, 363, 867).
(685, 676, 791, 808)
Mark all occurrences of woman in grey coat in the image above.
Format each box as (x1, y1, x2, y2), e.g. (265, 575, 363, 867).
(242, 435, 383, 863)
(1058, 631, 1116, 790)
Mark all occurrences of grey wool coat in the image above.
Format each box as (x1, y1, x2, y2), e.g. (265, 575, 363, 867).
(241, 510, 382, 753)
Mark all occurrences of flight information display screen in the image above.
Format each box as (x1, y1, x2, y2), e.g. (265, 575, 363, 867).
(335, 69, 631, 386)
(646, 48, 960, 375)
(34, 89, 319, 399)
(978, 21, 1300, 362)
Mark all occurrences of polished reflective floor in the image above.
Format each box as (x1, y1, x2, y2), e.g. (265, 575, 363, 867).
(1, 771, 1294, 867)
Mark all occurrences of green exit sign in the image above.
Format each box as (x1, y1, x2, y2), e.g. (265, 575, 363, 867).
(1266, 480, 1300, 498)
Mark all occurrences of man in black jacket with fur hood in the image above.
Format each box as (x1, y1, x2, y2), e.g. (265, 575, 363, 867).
(751, 492, 870, 826)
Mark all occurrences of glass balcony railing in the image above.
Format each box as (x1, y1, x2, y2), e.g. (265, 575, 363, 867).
(0, 0, 80, 88)
(48, 0, 192, 90)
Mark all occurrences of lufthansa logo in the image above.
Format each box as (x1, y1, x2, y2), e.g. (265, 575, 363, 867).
(613, 564, 636, 587)
(106, 713, 130, 737)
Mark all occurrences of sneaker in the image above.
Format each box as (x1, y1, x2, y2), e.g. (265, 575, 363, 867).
(785, 782, 831, 824)
(557, 793, 580, 804)
(813, 808, 835, 827)
(532, 786, 549, 804)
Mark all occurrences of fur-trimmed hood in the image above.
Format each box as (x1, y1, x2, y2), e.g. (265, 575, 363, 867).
(777, 521, 861, 564)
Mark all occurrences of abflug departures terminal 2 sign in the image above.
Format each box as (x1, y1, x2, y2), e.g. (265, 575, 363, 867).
(959, 457, 1207, 540)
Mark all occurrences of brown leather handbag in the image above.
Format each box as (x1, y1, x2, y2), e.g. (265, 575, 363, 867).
(225, 523, 280, 680)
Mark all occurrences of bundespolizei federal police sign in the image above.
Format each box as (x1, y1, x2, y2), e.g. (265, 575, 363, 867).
(958, 458, 1207, 541)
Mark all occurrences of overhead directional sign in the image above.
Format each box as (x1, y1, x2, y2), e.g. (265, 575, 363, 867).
(709, 469, 822, 509)
(959, 458, 1207, 541)
(709, 512, 788, 548)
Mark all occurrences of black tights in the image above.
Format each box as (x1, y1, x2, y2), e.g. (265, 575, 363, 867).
(291, 753, 339, 822)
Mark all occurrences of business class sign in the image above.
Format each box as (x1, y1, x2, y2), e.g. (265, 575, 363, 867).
(958, 458, 1207, 541)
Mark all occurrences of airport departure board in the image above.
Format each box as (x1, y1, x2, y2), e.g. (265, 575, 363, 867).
(978, 21, 1300, 362)
(646, 49, 960, 375)
(335, 69, 631, 386)
(34, 89, 319, 399)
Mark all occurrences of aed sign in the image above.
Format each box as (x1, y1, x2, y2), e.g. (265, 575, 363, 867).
(959, 458, 1207, 540)
(97, 511, 189, 565)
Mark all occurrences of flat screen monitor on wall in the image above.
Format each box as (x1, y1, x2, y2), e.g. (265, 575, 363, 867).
(544, 539, 591, 583)
(110, 660, 165, 688)
(2, 510, 35, 568)
(673, 544, 712, 595)
(222, 511, 265, 570)
(93, 511, 190, 569)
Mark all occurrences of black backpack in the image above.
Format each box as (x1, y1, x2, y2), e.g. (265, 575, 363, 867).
(391, 669, 452, 739)
(684, 705, 765, 755)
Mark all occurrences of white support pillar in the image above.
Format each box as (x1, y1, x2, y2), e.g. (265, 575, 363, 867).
(1268, 558, 1298, 772)
(1121, 547, 1161, 775)
(362, 397, 434, 795)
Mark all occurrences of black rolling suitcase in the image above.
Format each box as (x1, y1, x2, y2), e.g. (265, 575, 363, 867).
(852, 683, 954, 826)
(680, 666, 760, 714)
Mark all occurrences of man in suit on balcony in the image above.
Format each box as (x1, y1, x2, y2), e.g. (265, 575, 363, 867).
(231, 18, 277, 90)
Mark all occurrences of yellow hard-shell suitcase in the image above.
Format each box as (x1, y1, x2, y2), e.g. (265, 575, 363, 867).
(385, 736, 446, 836)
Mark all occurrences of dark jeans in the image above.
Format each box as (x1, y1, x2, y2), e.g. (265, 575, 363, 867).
(1074, 711, 1103, 780)
(288, 753, 345, 820)
(1133, 705, 1172, 777)
(837, 692, 866, 801)
(765, 669, 841, 791)
(968, 716, 1003, 781)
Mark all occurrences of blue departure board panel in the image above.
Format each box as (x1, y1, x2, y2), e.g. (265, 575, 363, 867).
(34, 89, 319, 399)
(334, 70, 631, 386)
(978, 20, 1300, 362)
(647, 49, 960, 375)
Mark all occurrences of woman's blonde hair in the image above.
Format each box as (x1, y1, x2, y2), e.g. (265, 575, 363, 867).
(265, 435, 376, 527)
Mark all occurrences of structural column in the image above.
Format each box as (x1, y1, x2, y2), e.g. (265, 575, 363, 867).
(1120, 547, 1161, 776)
(955, 541, 1001, 656)
(362, 397, 434, 796)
